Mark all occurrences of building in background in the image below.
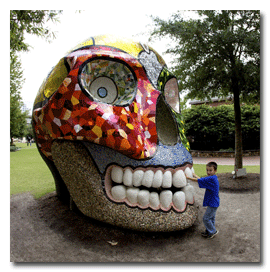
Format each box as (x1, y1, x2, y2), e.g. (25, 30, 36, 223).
(189, 96, 233, 107)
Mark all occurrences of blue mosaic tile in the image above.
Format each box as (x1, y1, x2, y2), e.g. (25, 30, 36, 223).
(83, 141, 193, 174)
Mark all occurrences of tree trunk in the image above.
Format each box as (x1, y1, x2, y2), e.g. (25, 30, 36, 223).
(230, 47, 243, 171)
(233, 86, 243, 170)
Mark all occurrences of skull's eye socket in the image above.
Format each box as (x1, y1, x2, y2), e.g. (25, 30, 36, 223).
(158, 67, 181, 113)
(79, 58, 137, 106)
(164, 78, 180, 113)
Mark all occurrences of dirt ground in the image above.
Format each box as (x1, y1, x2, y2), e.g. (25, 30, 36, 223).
(10, 173, 260, 263)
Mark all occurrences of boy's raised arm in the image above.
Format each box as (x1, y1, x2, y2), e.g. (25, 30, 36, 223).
(193, 174, 200, 179)
(186, 173, 200, 182)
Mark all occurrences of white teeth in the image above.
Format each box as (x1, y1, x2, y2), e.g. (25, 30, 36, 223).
(182, 184, 195, 204)
(160, 190, 173, 209)
(126, 187, 139, 204)
(111, 166, 123, 184)
(173, 191, 186, 211)
(123, 168, 133, 187)
(172, 170, 187, 188)
(142, 170, 154, 188)
(111, 185, 126, 200)
(184, 167, 193, 178)
(152, 170, 163, 188)
(133, 170, 144, 187)
(111, 166, 191, 189)
(138, 190, 150, 206)
(149, 192, 160, 208)
(109, 165, 195, 211)
(162, 171, 172, 188)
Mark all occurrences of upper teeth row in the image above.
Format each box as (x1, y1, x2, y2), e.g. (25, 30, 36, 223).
(111, 166, 194, 189)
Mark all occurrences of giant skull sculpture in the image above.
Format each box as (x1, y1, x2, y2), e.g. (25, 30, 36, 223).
(32, 35, 198, 231)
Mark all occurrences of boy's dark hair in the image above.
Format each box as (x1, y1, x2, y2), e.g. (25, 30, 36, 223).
(206, 161, 218, 170)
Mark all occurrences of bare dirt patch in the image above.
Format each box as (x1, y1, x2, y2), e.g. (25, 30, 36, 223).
(10, 173, 260, 263)
(218, 173, 260, 193)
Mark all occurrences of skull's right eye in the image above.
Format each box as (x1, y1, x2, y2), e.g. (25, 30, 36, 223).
(158, 67, 181, 113)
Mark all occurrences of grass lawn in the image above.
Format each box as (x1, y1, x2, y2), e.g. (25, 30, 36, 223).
(10, 143, 260, 199)
(10, 143, 55, 199)
(193, 164, 260, 178)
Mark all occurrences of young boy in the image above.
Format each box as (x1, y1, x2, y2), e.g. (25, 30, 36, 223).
(187, 162, 220, 239)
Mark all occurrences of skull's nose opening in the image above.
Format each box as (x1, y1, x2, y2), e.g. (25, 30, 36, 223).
(156, 95, 179, 146)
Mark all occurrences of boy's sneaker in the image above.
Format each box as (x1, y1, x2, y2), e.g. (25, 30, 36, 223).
(201, 230, 209, 237)
(206, 230, 219, 239)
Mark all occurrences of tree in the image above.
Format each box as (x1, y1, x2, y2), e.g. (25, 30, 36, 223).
(10, 10, 61, 53)
(150, 10, 260, 170)
(10, 52, 27, 144)
(10, 10, 62, 144)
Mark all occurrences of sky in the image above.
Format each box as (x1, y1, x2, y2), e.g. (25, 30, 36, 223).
(18, 7, 189, 111)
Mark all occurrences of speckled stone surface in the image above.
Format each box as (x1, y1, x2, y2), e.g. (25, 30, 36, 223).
(51, 140, 198, 232)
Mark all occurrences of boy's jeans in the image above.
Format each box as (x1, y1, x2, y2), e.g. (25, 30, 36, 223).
(203, 206, 218, 234)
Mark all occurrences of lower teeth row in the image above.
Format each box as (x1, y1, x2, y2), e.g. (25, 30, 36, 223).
(110, 183, 195, 211)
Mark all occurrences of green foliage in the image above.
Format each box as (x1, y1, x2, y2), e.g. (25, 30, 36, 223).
(151, 10, 260, 104)
(183, 104, 260, 150)
(172, 108, 190, 150)
(10, 53, 28, 141)
(10, 10, 62, 53)
(241, 104, 260, 150)
(10, 10, 62, 142)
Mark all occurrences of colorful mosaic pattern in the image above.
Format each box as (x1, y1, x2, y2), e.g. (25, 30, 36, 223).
(33, 35, 190, 162)
(33, 46, 159, 160)
(34, 57, 69, 109)
(69, 34, 143, 58)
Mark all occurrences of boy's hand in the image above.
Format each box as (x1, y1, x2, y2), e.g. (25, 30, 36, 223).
(193, 173, 200, 179)
(185, 174, 199, 182)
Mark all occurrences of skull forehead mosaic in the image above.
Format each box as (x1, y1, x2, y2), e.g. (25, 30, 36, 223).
(32, 34, 198, 232)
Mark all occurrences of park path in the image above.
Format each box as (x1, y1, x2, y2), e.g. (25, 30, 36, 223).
(20, 145, 260, 165)
(193, 156, 260, 166)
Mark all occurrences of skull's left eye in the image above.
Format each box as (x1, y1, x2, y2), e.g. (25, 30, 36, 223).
(79, 58, 137, 106)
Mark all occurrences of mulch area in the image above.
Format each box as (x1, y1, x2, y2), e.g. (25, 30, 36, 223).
(217, 173, 260, 193)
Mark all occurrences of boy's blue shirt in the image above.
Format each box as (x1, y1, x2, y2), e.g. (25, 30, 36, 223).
(197, 175, 220, 207)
